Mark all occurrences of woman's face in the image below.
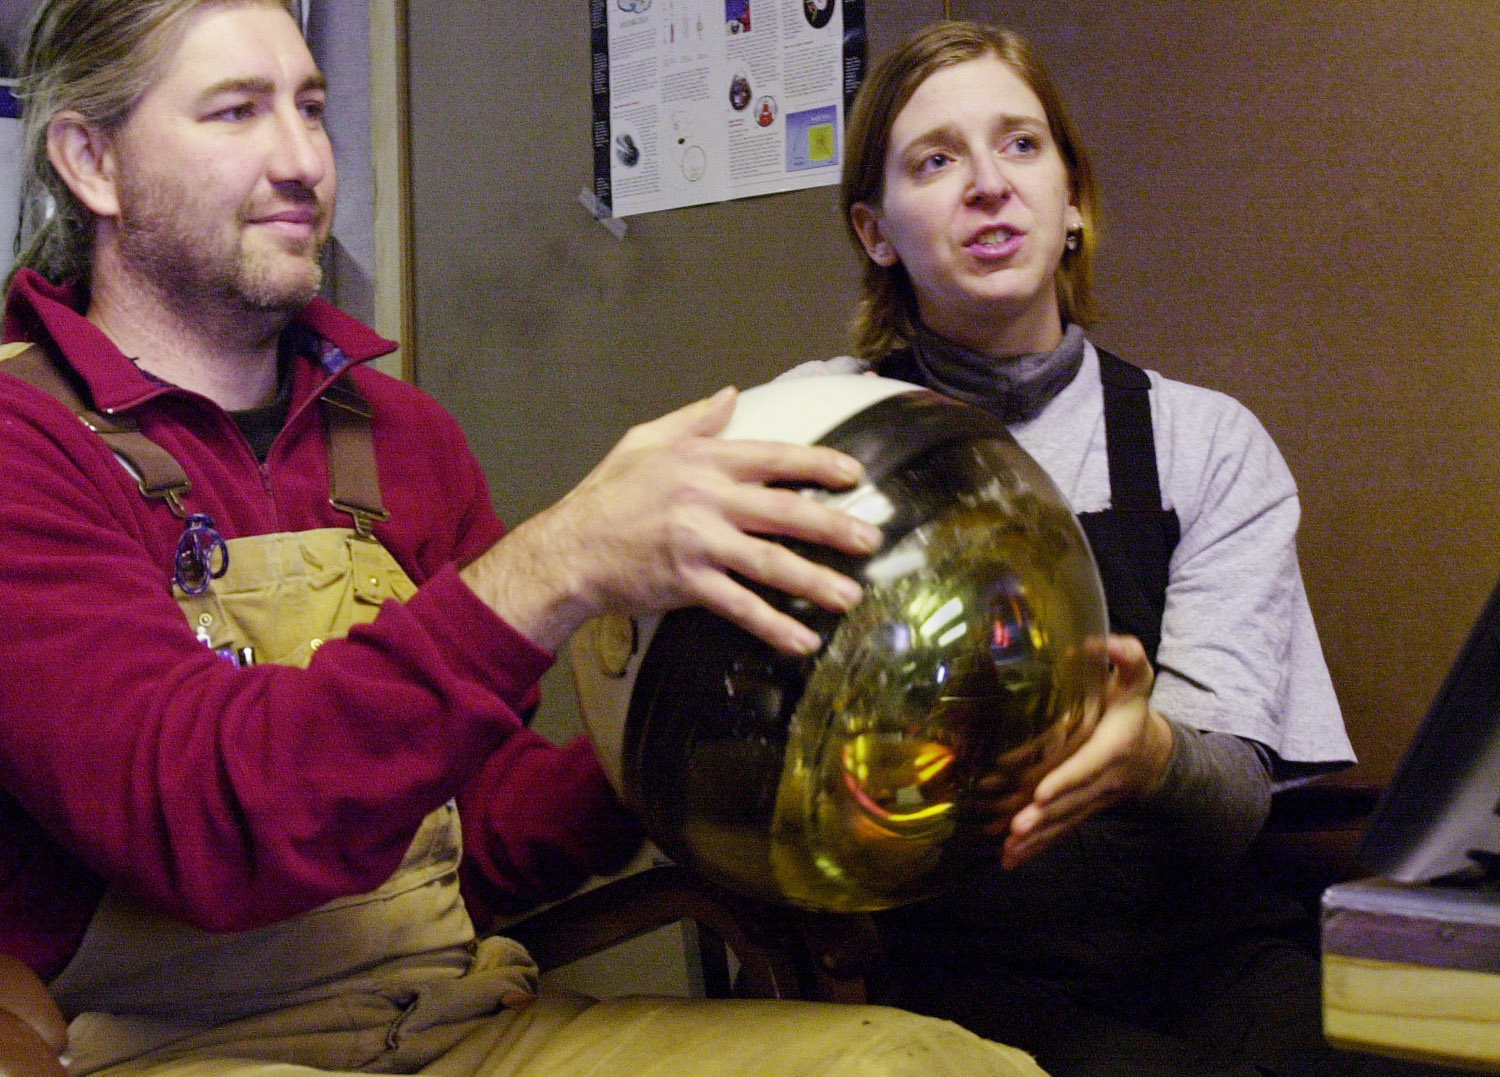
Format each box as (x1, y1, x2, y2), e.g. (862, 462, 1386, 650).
(851, 55, 1082, 357)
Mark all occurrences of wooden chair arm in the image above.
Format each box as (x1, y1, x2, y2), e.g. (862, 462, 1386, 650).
(500, 863, 884, 1003)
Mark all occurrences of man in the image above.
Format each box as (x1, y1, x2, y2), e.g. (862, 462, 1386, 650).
(0, 1, 1046, 1074)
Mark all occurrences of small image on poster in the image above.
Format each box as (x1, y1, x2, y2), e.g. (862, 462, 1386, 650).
(592, 0, 866, 218)
(786, 104, 837, 171)
(802, 0, 833, 29)
(726, 0, 750, 34)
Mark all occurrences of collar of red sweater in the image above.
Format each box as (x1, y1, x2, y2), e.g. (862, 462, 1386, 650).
(2, 268, 398, 413)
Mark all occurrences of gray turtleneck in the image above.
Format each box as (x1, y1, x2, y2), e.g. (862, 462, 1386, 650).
(906, 322, 1088, 425)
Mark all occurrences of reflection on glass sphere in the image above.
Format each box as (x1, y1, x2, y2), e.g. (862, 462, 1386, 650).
(573, 378, 1108, 911)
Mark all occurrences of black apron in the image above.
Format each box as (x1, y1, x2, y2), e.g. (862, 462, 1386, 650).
(873, 345, 1210, 1003)
(872, 347, 1332, 1074)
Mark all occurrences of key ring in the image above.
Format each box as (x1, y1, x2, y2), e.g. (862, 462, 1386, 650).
(174, 513, 229, 595)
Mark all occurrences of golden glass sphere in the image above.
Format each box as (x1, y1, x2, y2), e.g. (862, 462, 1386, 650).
(574, 376, 1109, 911)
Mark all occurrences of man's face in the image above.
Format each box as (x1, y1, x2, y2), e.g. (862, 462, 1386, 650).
(107, 2, 336, 317)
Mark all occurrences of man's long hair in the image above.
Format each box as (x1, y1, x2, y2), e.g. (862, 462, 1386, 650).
(9, 0, 299, 289)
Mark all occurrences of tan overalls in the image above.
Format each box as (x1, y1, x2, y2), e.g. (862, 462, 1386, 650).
(1, 343, 1045, 1077)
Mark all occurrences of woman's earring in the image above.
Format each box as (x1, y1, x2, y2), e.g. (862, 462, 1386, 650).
(1065, 227, 1082, 252)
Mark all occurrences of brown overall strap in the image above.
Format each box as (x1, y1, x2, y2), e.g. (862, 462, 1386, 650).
(0, 341, 388, 533)
(0, 342, 193, 515)
(321, 378, 389, 538)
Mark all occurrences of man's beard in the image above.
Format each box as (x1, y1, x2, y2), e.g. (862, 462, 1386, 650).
(115, 170, 328, 322)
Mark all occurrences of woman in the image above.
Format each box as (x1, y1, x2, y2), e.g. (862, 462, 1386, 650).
(790, 20, 1440, 1077)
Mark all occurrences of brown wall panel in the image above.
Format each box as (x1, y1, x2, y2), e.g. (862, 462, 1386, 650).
(955, 0, 1500, 781)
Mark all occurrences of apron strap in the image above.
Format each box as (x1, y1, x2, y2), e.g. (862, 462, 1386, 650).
(1077, 348, 1181, 664)
(0, 342, 388, 533)
(0, 342, 192, 516)
(1094, 348, 1164, 512)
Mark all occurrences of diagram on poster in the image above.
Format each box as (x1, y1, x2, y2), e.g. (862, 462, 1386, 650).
(591, 0, 866, 218)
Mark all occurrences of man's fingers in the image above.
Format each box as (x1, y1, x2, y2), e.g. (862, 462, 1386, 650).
(634, 389, 867, 497)
(700, 523, 865, 620)
(712, 438, 866, 492)
(489, 387, 880, 656)
(688, 566, 826, 655)
(723, 482, 882, 557)
(640, 386, 738, 441)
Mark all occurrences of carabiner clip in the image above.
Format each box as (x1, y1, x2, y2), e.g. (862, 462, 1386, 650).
(174, 513, 229, 595)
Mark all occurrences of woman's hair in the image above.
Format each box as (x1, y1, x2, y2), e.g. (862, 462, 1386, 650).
(842, 20, 1101, 359)
(10, 0, 299, 287)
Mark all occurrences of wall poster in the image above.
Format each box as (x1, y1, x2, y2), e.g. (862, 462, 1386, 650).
(592, 0, 866, 219)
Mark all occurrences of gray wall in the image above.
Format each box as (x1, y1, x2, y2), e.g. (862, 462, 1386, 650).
(0, 0, 25, 71)
(408, 1, 1500, 789)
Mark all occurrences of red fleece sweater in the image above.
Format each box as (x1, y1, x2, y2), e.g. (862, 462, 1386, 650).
(0, 271, 641, 979)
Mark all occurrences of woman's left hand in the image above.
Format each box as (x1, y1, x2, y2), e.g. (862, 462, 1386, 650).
(993, 634, 1174, 870)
